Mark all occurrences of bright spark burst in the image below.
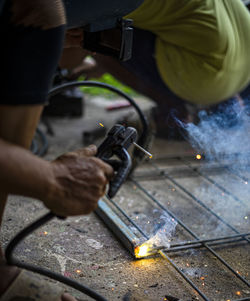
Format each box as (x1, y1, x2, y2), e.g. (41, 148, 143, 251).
(196, 154, 202, 160)
(75, 269, 82, 274)
(235, 291, 241, 296)
(43, 231, 48, 235)
(99, 123, 104, 127)
(134, 245, 149, 258)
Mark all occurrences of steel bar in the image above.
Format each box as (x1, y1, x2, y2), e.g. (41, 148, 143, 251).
(232, 299, 250, 301)
(179, 157, 247, 206)
(170, 233, 250, 248)
(95, 199, 140, 255)
(159, 250, 210, 301)
(106, 196, 148, 239)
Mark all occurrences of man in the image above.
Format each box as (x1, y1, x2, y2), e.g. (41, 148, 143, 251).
(0, 1, 113, 301)
(89, 0, 250, 137)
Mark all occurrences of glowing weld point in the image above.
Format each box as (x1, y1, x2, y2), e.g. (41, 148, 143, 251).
(134, 245, 149, 258)
(244, 216, 248, 220)
(245, 181, 248, 185)
(75, 269, 82, 274)
(235, 291, 241, 296)
(43, 231, 48, 235)
(99, 123, 104, 127)
(196, 154, 202, 160)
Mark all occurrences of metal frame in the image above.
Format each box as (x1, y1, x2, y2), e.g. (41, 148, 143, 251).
(96, 156, 250, 301)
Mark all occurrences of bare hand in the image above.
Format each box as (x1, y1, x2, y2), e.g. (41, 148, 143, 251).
(43, 145, 113, 216)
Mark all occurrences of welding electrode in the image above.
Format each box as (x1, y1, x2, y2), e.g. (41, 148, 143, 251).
(133, 142, 153, 158)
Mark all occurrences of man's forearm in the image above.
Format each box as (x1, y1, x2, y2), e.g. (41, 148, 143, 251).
(0, 138, 56, 201)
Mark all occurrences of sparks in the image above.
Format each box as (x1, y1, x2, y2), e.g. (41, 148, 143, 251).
(196, 154, 202, 160)
(43, 231, 48, 235)
(235, 291, 241, 296)
(244, 216, 248, 220)
(99, 122, 104, 127)
(245, 181, 248, 185)
(75, 269, 82, 274)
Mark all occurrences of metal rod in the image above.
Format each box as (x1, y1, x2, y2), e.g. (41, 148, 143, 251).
(159, 250, 210, 301)
(95, 199, 140, 255)
(154, 232, 250, 252)
(179, 157, 247, 206)
(133, 142, 153, 158)
(106, 196, 149, 239)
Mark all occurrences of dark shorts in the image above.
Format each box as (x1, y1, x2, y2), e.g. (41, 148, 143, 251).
(0, 0, 66, 105)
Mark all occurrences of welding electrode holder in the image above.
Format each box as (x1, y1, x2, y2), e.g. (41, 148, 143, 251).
(96, 124, 137, 198)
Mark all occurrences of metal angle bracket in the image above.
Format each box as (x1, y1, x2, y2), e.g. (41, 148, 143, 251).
(95, 199, 140, 256)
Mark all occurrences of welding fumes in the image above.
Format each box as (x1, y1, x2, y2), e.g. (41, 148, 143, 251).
(134, 212, 178, 258)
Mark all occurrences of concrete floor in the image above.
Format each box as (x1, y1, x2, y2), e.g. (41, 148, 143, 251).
(1, 95, 250, 301)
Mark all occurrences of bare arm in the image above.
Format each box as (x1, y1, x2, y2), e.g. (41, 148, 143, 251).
(0, 138, 113, 216)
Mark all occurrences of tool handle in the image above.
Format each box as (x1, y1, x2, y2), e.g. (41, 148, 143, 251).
(104, 147, 131, 198)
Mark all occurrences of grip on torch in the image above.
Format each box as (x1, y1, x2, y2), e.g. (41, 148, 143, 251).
(96, 124, 137, 198)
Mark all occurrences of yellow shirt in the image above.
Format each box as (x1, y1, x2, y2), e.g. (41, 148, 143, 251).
(126, 0, 250, 105)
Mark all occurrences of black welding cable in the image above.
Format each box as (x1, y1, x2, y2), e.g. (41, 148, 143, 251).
(5, 81, 149, 301)
(5, 212, 108, 301)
